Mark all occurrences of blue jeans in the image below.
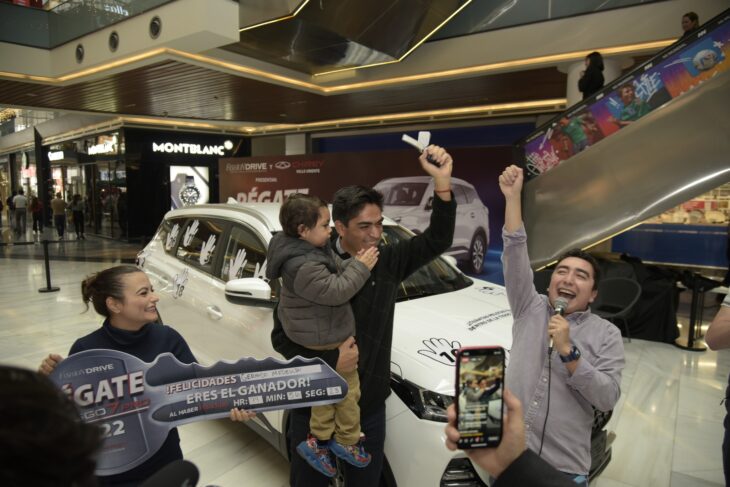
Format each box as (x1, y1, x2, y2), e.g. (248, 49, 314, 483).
(289, 404, 386, 487)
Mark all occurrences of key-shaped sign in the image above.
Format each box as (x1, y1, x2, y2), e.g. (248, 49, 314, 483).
(51, 350, 348, 475)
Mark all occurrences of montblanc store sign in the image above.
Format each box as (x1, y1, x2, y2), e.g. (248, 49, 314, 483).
(152, 140, 234, 156)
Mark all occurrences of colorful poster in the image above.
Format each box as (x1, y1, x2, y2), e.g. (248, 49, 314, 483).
(519, 11, 730, 179)
(50, 350, 347, 475)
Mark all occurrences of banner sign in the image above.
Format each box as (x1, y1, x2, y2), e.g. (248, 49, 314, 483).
(50, 350, 348, 475)
(219, 146, 512, 260)
(518, 9, 730, 179)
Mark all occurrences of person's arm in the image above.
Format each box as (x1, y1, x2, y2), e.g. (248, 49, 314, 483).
(291, 251, 374, 306)
(706, 298, 730, 350)
(390, 145, 457, 279)
(499, 165, 523, 233)
(564, 326, 624, 411)
(499, 165, 541, 320)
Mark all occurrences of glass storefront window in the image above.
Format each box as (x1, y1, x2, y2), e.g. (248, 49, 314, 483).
(646, 182, 730, 226)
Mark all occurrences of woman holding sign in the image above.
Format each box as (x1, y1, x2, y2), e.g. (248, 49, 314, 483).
(38, 265, 254, 486)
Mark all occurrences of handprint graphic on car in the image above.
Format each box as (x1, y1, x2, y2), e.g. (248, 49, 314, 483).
(183, 220, 199, 247)
(136, 250, 148, 268)
(228, 248, 248, 280)
(173, 268, 189, 298)
(199, 235, 217, 265)
(165, 224, 180, 251)
(418, 338, 462, 366)
(227, 248, 269, 282)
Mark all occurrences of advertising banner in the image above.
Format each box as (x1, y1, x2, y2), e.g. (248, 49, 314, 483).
(170, 166, 210, 209)
(50, 350, 348, 475)
(520, 10, 730, 179)
(219, 146, 511, 265)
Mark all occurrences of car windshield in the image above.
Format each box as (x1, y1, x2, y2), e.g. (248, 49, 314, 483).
(378, 182, 429, 206)
(380, 225, 473, 301)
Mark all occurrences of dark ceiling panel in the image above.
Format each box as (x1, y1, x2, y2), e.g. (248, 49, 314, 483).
(0, 61, 566, 123)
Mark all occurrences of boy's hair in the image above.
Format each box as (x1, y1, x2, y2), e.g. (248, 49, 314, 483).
(332, 186, 384, 226)
(280, 193, 327, 238)
(555, 249, 601, 290)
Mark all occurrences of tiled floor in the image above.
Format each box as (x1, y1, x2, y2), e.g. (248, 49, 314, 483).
(1, 253, 727, 486)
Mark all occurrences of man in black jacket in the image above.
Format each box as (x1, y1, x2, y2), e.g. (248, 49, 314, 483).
(272, 145, 456, 486)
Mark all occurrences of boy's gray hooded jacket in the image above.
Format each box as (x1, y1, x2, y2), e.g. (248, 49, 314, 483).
(266, 232, 370, 347)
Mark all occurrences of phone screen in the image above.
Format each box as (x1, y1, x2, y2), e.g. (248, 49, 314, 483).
(455, 347, 505, 448)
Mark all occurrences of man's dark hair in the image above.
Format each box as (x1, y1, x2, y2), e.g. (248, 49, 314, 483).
(279, 193, 327, 238)
(555, 248, 601, 290)
(0, 366, 102, 486)
(332, 186, 383, 226)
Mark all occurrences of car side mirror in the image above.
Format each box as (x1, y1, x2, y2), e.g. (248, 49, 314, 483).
(225, 278, 277, 308)
(425, 196, 433, 211)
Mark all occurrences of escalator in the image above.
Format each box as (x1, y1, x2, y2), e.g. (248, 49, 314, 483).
(515, 8, 730, 268)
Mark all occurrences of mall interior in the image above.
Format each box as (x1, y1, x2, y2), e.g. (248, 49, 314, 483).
(1, 0, 730, 486)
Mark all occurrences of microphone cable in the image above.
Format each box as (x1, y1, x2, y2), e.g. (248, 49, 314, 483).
(538, 346, 552, 457)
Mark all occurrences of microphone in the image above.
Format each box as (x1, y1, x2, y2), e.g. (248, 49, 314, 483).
(139, 459, 199, 487)
(549, 297, 569, 352)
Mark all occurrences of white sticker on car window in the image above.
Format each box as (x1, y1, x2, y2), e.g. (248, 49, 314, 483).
(183, 220, 199, 247)
(136, 250, 148, 268)
(173, 268, 189, 299)
(165, 224, 180, 250)
(418, 338, 462, 366)
(228, 248, 269, 282)
(199, 235, 217, 265)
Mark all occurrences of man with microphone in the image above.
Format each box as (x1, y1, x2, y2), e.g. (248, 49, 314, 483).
(499, 165, 624, 485)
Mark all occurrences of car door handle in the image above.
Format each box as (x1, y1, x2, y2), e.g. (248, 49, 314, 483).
(470, 212, 475, 218)
(207, 306, 223, 321)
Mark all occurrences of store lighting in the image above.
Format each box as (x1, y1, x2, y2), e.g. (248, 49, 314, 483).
(0, 39, 675, 93)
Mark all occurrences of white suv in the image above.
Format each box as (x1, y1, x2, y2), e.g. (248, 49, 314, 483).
(374, 177, 489, 274)
(138, 203, 611, 486)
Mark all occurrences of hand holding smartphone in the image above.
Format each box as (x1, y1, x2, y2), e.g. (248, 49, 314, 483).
(455, 346, 505, 449)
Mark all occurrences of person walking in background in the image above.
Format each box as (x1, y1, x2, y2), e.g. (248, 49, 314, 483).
(12, 188, 28, 237)
(681, 12, 700, 37)
(30, 196, 43, 235)
(51, 192, 67, 240)
(578, 51, 604, 100)
(71, 194, 86, 240)
(6, 190, 15, 230)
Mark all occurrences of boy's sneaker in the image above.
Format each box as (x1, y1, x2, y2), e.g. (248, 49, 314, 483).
(296, 435, 337, 477)
(328, 437, 371, 468)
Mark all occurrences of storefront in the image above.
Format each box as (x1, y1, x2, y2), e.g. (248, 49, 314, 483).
(612, 182, 730, 268)
(42, 128, 249, 241)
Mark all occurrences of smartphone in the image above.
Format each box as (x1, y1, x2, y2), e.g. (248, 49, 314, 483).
(455, 346, 505, 449)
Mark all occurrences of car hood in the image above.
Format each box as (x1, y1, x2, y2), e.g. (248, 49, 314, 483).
(391, 279, 513, 397)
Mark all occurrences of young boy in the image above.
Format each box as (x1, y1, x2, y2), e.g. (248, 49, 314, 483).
(266, 193, 378, 478)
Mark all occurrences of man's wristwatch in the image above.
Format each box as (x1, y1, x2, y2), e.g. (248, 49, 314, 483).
(559, 345, 581, 363)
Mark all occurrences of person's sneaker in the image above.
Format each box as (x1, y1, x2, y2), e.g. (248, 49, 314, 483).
(328, 437, 371, 468)
(296, 435, 336, 477)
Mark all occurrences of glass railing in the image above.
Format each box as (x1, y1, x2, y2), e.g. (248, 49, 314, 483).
(0, 0, 175, 49)
(515, 7, 730, 181)
(430, 0, 670, 41)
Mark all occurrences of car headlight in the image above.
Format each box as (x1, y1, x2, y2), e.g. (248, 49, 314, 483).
(390, 374, 453, 422)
